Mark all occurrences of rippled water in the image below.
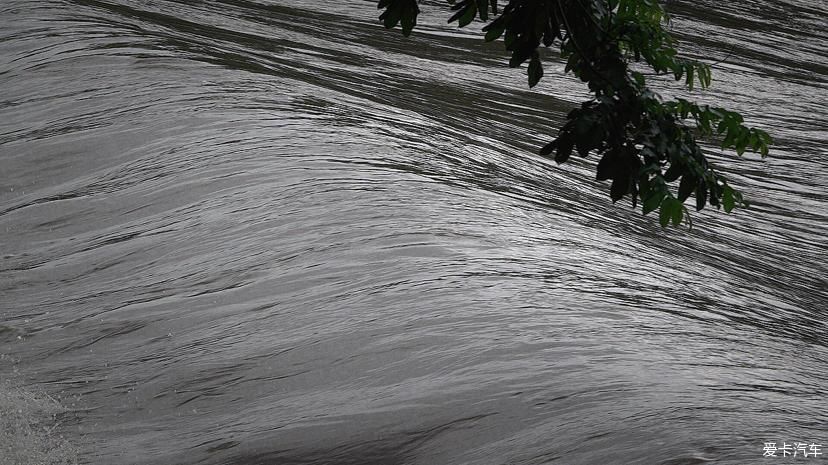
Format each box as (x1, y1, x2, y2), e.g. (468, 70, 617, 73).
(1, 1, 826, 464)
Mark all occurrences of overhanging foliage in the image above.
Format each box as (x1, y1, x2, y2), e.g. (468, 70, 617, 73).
(378, 0, 772, 227)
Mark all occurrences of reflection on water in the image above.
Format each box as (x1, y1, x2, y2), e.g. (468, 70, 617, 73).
(1, 0, 826, 464)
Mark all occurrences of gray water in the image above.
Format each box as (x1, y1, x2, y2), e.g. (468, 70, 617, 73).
(1, 1, 827, 464)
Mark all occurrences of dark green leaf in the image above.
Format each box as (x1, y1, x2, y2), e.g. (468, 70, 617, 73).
(671, 201, 683, 226)
(380, 2, 403, 29)
(721, 129, 736, 149)
(483, 20, 506, 42)
(596, 152, 615, 180)
(528, 54, 543, 88)
(686, 65, 694, 91)
(709, 182, 721, 208)
(659, 199, 673, 227)
(632, 71, 645, 87)
(555, 135, 574, 164)
(448, 2, 470, 23)
(458, 3, 477, 27)
(539, 139, 556, 157)
(663, 162, 682, 182)
(476, 0, 488, 20)
(695, 181, 708, 211)
(677, 174, 696, 202)
(722, 185, 735, 212)
(735, 132, 748, 156)
(400, 2, 418, 36)
(542, 21, 555, 47)
(504, 29, 516, 49)
(564, 52, 579, 73)
(610, 176, 629, 202)
(643, 190, 664, 215)
(509, 46, 532, 68)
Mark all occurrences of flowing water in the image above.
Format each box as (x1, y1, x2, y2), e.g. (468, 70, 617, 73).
(1, 1, 826, 464)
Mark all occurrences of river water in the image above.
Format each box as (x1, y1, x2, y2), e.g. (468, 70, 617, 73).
(1, 1, 826, 464)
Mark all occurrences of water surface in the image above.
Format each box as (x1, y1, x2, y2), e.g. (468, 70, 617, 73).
(1, 1, 826, 464)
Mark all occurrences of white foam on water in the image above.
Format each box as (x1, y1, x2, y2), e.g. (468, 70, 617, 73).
(0, 377, 79, 465)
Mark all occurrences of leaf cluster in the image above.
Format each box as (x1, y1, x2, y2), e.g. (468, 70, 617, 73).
(377, 0, 771, 227)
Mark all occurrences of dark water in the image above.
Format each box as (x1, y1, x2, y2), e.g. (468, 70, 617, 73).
(1, 1, 826, 464)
